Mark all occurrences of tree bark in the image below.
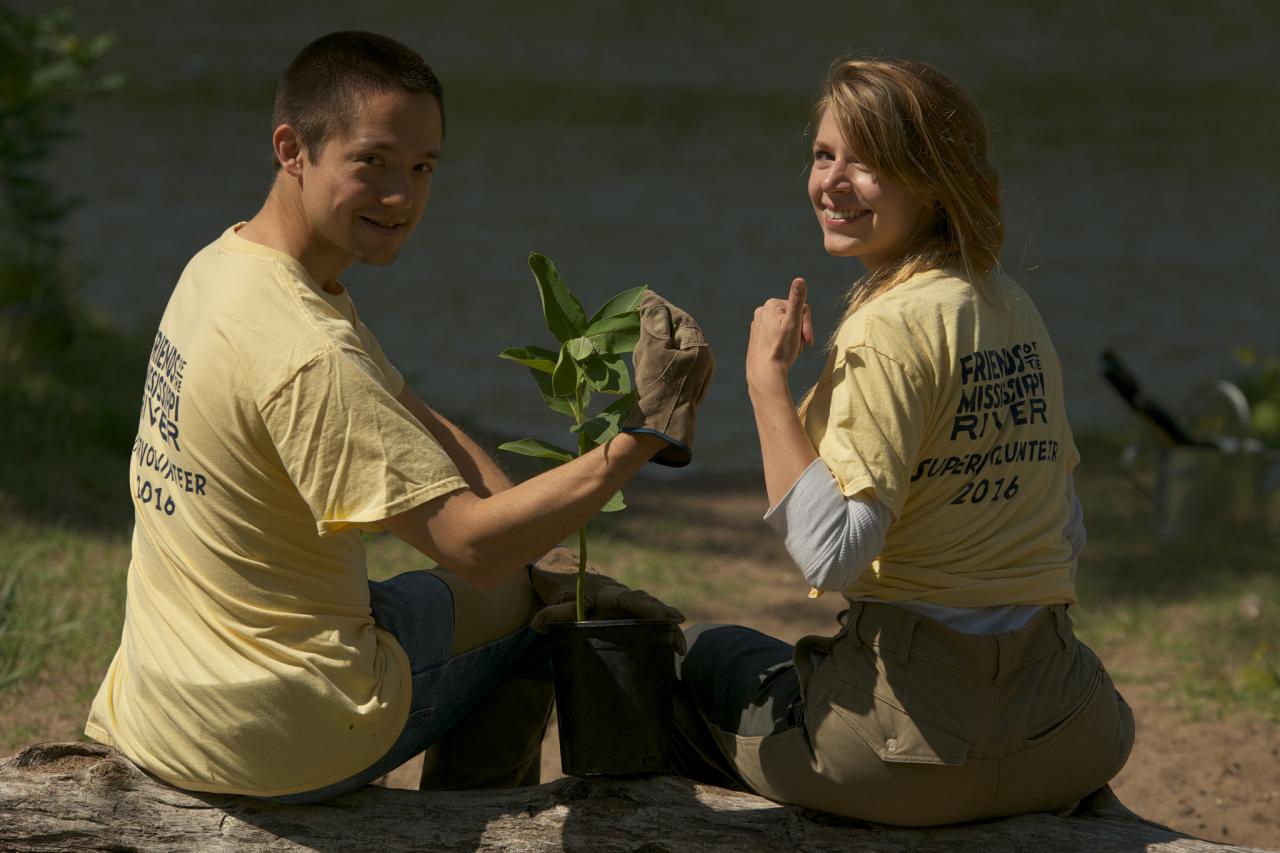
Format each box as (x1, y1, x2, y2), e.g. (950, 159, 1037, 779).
(0, 742, 1269, 853)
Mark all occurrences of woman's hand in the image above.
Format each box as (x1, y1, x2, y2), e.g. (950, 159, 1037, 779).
(746, 277, 821, 506)
(747, 277, 814, 394)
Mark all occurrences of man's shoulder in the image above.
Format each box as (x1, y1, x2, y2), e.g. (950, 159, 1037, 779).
(177, 227, 294, 303)
(166, 229, 360, 398)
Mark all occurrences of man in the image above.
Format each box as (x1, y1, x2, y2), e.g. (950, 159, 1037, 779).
(85, 31, 712, 802)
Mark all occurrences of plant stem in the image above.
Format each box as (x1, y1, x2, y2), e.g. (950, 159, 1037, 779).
(576, 426, 590, 622)
(576, 525, 587, 622)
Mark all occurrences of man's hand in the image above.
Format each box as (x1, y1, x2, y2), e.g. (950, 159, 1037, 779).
(528, 547, 686, 652)
(621, 290, 715, 467)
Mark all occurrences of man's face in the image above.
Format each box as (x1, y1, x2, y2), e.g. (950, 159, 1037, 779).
(297, 89, 443, 273)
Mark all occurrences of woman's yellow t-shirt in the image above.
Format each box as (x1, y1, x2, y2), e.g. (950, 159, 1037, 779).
(802, 269, 1079, 607)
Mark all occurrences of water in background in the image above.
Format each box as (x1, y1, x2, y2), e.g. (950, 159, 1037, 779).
(34, 1, 1280, 471)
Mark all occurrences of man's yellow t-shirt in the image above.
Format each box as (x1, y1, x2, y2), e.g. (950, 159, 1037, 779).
(802, 269, 1079, 607)
(85, 225, 467, 796)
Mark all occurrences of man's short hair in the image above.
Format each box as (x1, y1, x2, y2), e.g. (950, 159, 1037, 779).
(270, 31, 444, 170)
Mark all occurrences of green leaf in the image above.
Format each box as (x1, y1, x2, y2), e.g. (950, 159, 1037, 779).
(604, 354, 633, 394)
(571, 393, 635, 445)
(572, 413, 617, 445)
(600, 491, 627, 513)
(530, 369, 574, 416)
(605, 390, 637, 419)
(529, 253, 587, 343)
(524, 368, 576, 414)
(585, 313, 642, 355)
(580, 353, 609, 391)
(565, 336, 596, 362)
(497, 438, 574, 463)
(582, 353, 632, 394)
(499, 345, 558, 374)
(551, 345, 579, 397)
(587, 285, 648, 327)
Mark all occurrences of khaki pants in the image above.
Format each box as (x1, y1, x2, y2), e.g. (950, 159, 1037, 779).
(673, 602, 1134, 825)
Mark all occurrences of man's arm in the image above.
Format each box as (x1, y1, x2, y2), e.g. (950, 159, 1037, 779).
(380, 432, 666, 589)
(397, 384, 512, 498)
(383, 290, 712, 592)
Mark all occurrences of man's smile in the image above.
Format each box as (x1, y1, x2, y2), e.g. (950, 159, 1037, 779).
(359, 214, 407, 232)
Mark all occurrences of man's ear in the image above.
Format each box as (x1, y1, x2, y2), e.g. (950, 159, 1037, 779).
(272, 124, 305, 177)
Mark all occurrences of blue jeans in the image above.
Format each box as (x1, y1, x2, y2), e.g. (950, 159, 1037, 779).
(261, 570, 551, 804)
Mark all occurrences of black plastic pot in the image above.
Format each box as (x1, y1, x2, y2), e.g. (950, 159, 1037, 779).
(545, 617, 681, 776)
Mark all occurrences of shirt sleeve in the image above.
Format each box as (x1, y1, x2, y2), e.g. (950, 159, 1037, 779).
(354, 317, 406, 398)
(261, 346, 467, 535)
(815, 342, 928, 519)
(1063, 474, 1086, 580)
(762, 457, 892, 591)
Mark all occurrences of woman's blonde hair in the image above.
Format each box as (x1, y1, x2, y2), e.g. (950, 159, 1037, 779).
(816, 57, 1003, 316)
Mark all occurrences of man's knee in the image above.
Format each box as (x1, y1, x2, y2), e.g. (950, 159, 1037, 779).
(430, 565, 539, 656)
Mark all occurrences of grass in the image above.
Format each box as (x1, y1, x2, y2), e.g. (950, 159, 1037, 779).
(0, 294, 145, 750)
(2, 368, 1277, 757)
(1068, 432, 1280, 720)
(0, 524, 130, 748)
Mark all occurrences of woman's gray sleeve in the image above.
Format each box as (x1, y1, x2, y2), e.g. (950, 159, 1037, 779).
(1064, 474, 1086, 581)
(762, 458, 892, 591)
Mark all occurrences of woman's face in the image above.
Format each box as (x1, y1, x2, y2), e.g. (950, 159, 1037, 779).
(807, 110, 931, 270)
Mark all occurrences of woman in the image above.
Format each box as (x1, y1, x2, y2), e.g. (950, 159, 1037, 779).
(671, 57, 1134, 825)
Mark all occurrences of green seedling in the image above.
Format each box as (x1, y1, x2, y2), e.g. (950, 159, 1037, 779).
(499, 253, 647, 621)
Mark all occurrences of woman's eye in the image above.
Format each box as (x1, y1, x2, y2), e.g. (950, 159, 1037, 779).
(414, 162, 435, 174)
(813, 150, 834, 162)
(357, 155, 381, 166)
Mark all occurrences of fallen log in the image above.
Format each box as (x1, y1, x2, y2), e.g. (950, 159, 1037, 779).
(0, 742, 1270, 852)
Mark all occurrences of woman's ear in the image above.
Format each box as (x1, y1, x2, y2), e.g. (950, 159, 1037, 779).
(926, 197, 945, 226)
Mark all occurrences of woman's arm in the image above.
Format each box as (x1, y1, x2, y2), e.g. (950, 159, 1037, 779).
(764, 458, 892, 591)
(747, 277, 818, 505)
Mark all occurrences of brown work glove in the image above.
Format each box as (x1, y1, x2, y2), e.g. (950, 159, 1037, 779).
(528, 547, 687, 653)
(621, 290, 715, 467)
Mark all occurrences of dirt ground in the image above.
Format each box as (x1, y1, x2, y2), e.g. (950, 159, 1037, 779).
(379, 476, 1280, 849)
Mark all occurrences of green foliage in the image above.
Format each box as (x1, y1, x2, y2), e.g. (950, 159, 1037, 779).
(497, 437, 574, 464)
(1230, 346, 1280, 446)
(0, 7, 143, 526)
(0, 316, 148, 525)
(498, 252, 646, 489)
(0, 6, 122, 358)
(499, 252, 646, 619)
